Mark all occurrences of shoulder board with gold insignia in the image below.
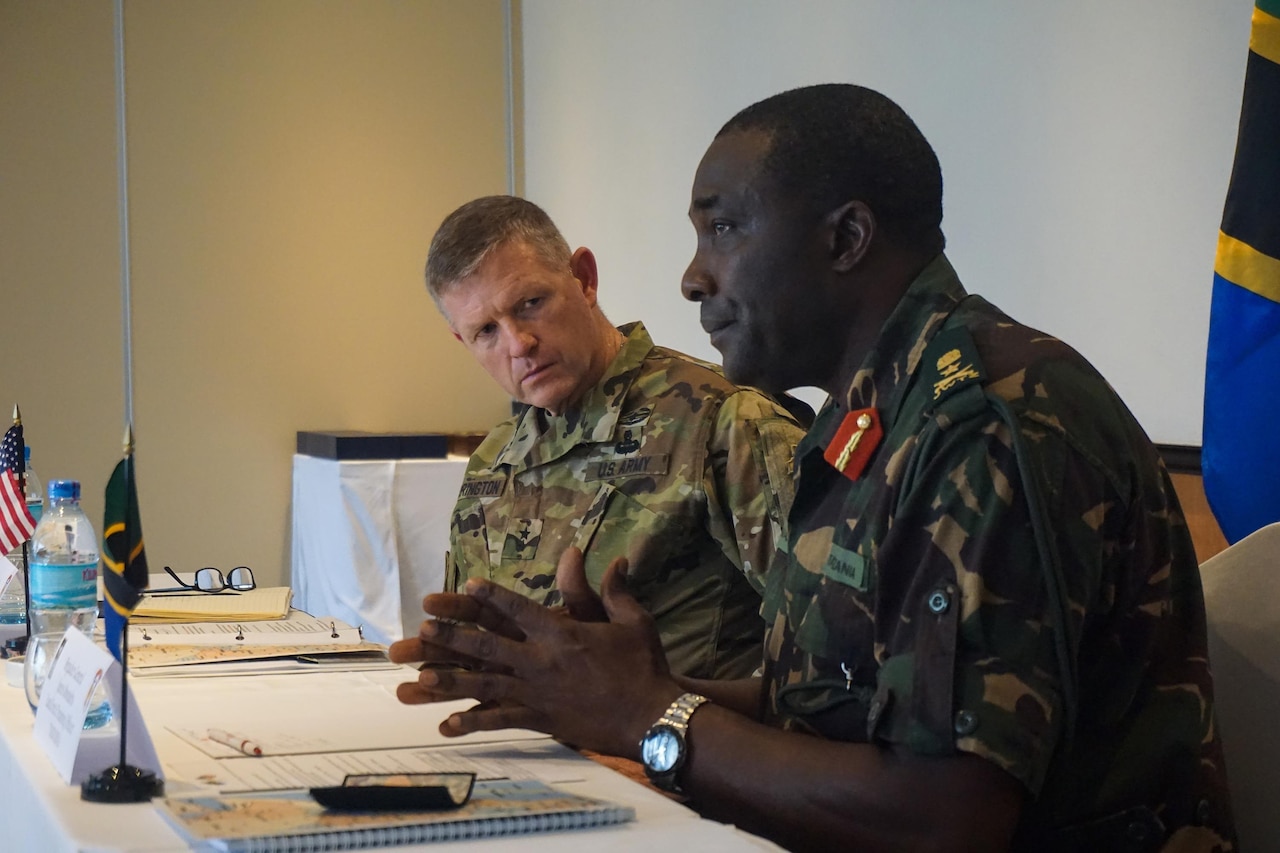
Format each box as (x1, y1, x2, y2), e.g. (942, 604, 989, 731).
(922, 326, 987, 404)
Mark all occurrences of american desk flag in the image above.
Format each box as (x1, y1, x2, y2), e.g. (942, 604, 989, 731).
(101, 454, 149, 661)
(0, 424, 36, 554)
(1204, 0, 1280, 545)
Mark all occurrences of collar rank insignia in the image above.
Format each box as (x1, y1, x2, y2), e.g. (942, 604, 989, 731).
(823, 407, 883, 481)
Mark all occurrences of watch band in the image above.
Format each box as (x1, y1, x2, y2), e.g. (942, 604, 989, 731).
(660, 692, 709, 728)
(640, 692, 710, 793)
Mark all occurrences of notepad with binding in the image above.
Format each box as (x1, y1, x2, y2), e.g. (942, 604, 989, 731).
(130, 612, 362, 647)
(157, 779, 636, 851)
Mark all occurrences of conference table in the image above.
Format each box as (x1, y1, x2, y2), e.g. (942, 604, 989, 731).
(0, 655, 779, 851)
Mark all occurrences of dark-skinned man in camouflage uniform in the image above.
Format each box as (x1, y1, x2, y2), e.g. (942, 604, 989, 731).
(393, 87, 1235, 852)
(424, 196, 807, 680)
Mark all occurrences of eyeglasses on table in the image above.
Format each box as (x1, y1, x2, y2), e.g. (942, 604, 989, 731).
(146, 566, 256, 595)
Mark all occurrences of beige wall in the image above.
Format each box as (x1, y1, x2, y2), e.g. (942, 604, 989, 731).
(0, 1, 124, 537)
(0, 1, 512, 586)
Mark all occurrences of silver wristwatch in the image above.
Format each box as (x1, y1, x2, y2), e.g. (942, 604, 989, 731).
(638, 692, 710, 793)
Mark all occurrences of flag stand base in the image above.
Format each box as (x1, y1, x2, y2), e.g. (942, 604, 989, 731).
(81, 764, 164, 803)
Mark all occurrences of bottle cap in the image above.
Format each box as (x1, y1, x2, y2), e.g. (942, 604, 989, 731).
(47, 479, 80, 500)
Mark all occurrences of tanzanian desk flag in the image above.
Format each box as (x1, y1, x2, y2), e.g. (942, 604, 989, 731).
(1204, 0, 1280, 545)
(102, 453, 148, 661)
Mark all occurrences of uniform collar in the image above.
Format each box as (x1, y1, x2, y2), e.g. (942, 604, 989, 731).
(493, 321, 652, 472)
(798, 254, 969, 459)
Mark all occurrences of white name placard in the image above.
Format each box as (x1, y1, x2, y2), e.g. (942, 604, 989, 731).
(0, 554, 18, 594)
(32, 626, 162, 785)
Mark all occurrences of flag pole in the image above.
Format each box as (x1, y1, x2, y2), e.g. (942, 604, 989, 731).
(81, 424, 161, 803)
(117, 426, 133, 772)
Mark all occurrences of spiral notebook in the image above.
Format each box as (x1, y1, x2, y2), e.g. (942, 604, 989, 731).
(157, 779, 636, 851)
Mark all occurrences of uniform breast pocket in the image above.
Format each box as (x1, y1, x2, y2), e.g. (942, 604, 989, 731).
(773, 539, 880, 740)
(792, 539, 878, 676)
(571, 482, 680, 590)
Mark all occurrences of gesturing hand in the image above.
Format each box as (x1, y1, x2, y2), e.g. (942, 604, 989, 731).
(389, 547, 683, 759)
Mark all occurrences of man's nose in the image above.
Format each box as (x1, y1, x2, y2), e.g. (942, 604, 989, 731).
(681, 257, 715, 303)
(505, 323, 537, 357)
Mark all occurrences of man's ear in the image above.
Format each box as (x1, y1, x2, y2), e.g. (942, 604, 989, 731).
(827, 201, 875, 272)
(451, 330, 462, 343)
(570, 247, 600, 305)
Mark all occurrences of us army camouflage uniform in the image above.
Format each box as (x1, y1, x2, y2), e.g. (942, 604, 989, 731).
(762, 256, 1235, 851)
(451, 322, 805, 680)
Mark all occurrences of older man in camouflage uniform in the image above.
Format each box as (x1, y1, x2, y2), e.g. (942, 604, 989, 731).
(424, 196, 806, 680)
(393, 88, 1235, 851)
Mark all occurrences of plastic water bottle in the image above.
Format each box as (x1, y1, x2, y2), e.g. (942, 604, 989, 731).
(23, 479, 112, 729)
(0, 446, 44, 625)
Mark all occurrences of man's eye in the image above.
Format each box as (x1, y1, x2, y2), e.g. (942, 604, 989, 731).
(522, 297, 544, 311)
(712, 221, 734, 236)
(475, 323, 496, 340)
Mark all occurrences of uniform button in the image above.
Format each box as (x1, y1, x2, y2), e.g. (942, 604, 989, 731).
(953, 709, 978, 736)
(927, 589, 951, 614)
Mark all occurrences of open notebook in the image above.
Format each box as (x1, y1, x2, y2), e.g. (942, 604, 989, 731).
(157, 779, 635, 851)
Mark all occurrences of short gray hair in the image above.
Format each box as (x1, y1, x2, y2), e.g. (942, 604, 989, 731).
(425, 196, 572, 303)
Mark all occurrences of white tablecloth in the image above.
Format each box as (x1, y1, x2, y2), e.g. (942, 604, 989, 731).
(290, 455, 469, 645)
(0, 665, 781, 852)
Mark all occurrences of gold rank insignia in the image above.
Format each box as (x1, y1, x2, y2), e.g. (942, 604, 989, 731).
(823, 407, 883, 481)
(925, 327, 986, 403)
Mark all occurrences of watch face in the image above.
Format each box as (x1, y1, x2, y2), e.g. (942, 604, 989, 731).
(641, 726, 681, 773)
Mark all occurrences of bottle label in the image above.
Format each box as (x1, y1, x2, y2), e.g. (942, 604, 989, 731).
(29, 561, 98, 610)
(28, 502, 43, 526)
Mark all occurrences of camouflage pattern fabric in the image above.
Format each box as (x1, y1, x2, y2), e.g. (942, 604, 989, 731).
(452, 322, 806, 680)
(761, 256, 1235, 850)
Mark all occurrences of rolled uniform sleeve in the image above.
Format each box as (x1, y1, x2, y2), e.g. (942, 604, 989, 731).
(874, 386, 1180, 804)
(872, 406, 1072, 795)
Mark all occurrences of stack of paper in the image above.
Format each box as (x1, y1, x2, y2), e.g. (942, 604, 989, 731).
(133, 587, 293, 622)
(127, 612, 393, 677)
(130, 612, 362, 646)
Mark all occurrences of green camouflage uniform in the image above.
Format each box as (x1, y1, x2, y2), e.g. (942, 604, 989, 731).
(451, 322, 805, 680)
(762, 256, 1235, 850)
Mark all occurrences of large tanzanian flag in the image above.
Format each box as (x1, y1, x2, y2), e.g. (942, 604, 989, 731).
(102, 455, 149, 661)
(1204, 0, 1280, 545)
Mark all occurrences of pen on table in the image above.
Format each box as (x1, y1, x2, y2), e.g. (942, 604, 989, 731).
(207, 728, 264, 757)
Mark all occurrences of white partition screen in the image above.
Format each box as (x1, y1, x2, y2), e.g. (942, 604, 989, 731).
(522, 0, 1253, 445)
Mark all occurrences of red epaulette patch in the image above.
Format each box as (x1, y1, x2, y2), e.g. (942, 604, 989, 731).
(822, 407, 883, 481)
